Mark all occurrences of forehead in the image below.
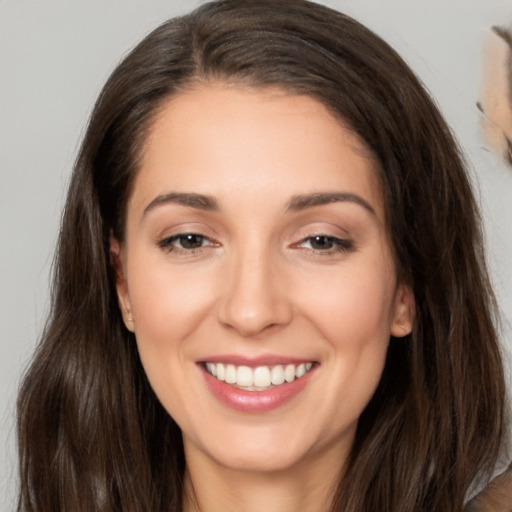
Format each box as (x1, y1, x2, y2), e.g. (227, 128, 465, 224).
(131, 84, 384, 219)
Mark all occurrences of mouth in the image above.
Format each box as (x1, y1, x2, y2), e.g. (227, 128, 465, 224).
(198, 355, 318, 412)
(203, 361, 315, 391)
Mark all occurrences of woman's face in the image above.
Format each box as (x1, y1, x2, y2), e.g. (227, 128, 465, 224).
(114, 84, 413, 475)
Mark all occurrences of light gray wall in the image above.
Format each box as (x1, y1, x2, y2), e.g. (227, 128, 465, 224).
(1, 0, 511, 508)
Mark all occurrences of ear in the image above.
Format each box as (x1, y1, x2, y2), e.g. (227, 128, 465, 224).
(110, 235, 135, 332)
(390, 282, 414, 338)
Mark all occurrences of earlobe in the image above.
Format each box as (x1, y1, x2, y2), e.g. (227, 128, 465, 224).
(390, 283, 415, 338)
(109, 235, 135, 332)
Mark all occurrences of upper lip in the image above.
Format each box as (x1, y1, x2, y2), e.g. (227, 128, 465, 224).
(197, 354, 317, 367)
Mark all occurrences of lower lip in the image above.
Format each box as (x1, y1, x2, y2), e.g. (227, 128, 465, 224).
(201, 365, 315, 413)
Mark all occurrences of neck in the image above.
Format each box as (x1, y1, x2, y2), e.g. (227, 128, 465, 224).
(182, 441, 345, 512)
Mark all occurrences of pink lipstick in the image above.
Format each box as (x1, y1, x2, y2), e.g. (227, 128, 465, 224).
(198, 357, 317, 412)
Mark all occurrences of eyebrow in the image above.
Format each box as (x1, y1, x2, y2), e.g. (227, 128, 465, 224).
(143, 192, 220, 215)
(285, 192, 376, 215)
(142, 191, 376, 217)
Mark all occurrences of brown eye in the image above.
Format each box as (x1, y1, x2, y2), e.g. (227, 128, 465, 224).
(177, 234, 205, 249)
(296, 235, 354, 253)
(309, 236, 336, 250)
(158, 233, 212, 253)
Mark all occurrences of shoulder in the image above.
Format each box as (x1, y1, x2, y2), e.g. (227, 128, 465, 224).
(464, 467, 512, 512)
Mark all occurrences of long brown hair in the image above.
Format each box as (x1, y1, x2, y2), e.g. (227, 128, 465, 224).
(17, 1, 508, 510)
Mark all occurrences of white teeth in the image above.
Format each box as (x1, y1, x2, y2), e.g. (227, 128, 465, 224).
(254, 366, 271, 387)
(271, 365, 285, 385)
(216, 363, 225, 381)
(205, 362, 314, 389)
(225, 364, 237, 384)
(237, 366, 253, 387)
(284, 364, 296, 383)
(206, 363, 217, 377)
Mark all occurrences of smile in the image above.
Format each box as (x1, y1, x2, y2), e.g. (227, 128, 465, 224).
(204, 362, 314, 390)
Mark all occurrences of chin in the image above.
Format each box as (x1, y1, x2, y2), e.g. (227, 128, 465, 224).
(206, 443, 311, 474)
(183, 416, 354, 476)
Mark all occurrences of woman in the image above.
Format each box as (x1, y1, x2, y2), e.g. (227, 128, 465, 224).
(16, 0, 509, 510)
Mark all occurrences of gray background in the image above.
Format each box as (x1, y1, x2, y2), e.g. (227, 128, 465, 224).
(1, 0, 511, 508)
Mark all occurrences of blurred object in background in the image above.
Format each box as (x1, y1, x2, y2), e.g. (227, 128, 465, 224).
(479, 25, 512, 166)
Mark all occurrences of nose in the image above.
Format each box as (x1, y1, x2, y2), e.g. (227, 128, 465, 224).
(217, 247, 293, 338)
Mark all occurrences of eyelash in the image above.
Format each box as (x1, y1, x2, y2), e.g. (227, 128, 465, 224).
(158, 233, 216, 254)
(293, 235, 354, 254)
(158, 233, 354, 256)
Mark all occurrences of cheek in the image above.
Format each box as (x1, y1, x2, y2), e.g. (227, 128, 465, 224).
(295, 259, 396, 344)
(292, 257, 395, 407)
(128, 260, 213, 335)
(124, 254, 218, 386)
(124, 257, 219, 422)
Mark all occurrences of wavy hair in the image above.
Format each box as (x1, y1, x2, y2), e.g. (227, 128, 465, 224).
(17, 1, 508, 510)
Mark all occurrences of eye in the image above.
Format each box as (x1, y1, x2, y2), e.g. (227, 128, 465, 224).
(296, 235, 354, 253)
(158, 233, 215, 253)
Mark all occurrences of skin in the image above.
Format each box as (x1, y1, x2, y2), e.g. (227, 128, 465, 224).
(113, 84, 414, 512)
(465, 466, 512, 512)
